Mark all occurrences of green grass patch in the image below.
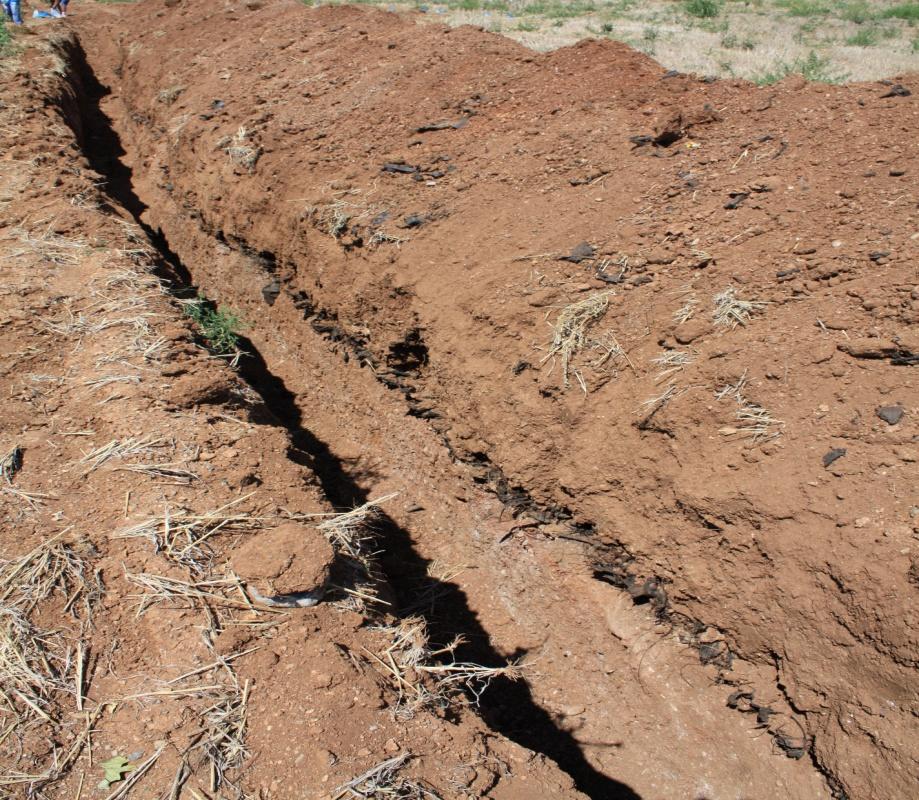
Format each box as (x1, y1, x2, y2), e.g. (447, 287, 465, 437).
(882, 3, 919, 21)
(722, 32, 756, 49)
(845, 26, 878, 45)
(684, 0, 721, 18)
(0, 22, 13, 58)
(775, 0, 830, 16)
(522, 0, 597, 18)
(839, 1, 876, 24)
(755, 49, 847, 83)
(184, 295, 245, 355)
(516, 19, 540, 30)
(912, 34, 919, 50)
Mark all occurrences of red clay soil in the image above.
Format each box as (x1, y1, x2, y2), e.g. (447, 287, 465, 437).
(1, 1, 917, 798)
(0, 30, 586, 800)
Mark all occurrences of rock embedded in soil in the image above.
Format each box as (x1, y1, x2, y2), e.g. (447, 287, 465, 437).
(230, 523, 335, 606)
(560, 241, 595, 263)
(823, 448, 847, 468)
(876, 405, 905, 426)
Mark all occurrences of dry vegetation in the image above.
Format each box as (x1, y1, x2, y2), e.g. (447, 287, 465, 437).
(311, 0, 919, 81)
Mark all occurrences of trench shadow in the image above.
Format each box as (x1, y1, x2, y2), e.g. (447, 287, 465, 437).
(69, 38, 641, 800)
(235, 349, 641, 800)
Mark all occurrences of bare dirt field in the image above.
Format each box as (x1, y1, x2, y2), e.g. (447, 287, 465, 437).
(0, 2, 917, 800)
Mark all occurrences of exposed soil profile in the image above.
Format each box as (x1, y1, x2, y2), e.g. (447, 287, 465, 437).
(0, 3, 917, 800)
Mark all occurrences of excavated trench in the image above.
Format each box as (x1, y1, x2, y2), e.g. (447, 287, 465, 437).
(64, 37, 641, 800)
(57, 29, 840, 800)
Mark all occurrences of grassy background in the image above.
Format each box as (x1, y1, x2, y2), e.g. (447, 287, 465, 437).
(309, 0, 919, 82)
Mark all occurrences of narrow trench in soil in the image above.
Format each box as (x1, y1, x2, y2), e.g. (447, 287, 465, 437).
(67, 36, 642, 800)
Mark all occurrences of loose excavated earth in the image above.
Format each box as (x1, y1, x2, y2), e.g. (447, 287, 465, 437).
(1, 1, 917, 799)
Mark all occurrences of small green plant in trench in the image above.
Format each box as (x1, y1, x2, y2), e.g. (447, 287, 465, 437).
(183, 294, 245, 355)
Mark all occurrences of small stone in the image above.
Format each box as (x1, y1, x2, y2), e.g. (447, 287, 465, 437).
(854, 517, 871, 529)
(890, 168, 906, 177)
(823, 448, 846, 467)
(560, 242, 595, 264)
(894, 447, 917, 462)
(876, 406, 904, 425)
(674, 319, 712, 344)
(383, 739, 400, 753)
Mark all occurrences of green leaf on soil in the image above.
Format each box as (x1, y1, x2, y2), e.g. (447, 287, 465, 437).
(99, 755, 134, 787)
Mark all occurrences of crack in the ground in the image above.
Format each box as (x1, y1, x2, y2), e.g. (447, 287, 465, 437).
(63, 34, 642, 800)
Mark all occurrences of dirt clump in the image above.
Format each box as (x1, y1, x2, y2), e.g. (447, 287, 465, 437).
(230, 522, 335, 604)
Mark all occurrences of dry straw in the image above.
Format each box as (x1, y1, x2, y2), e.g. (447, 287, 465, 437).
(541, 290, 615, 390)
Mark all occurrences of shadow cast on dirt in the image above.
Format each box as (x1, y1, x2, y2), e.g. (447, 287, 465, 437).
(67, 35, 640, 800)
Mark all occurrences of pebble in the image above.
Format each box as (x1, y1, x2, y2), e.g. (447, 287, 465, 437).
(876, 406, 904, 425)
(854, 517, 871, 529)
(823, 448, 846, 467)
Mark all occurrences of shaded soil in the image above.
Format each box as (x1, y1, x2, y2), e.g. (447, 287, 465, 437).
(1, 2, 918, 799)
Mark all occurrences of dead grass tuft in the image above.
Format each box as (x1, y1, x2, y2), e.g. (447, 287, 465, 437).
(673, 295, 700, 324)
(651, 349, 695, 382)
(198, 679, 250, 792)
(78, 435, 168, 475)
(716, 371, 783, 441)
(541, 290, 616, 390)
(365, 616, 522, 720)
(0, 533, 99, 617)
(332, 753, 441, 800)
(225, 126, 261, 173)
(115, 493, 263, 574)
(712, 287, 766, 328)
(316, 495, 398, 612)
(10, 225, 88, 266)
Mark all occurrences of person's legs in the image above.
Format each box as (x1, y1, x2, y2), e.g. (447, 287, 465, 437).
(5, 0, 23, 24)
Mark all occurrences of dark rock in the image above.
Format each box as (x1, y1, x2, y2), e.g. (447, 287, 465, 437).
(416, 117, 469, 133)
(560, 241, 595, 264)
(868, 251, 889, 262)
(876, 406, 904, 425)
(822, 448, 846, 467)
(400, 214, 426, 229)
(724, 192, 749, 210)
(880, 84, 911, 98)
(261, 279, 281, 306)
(382, 162, 417, 174)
